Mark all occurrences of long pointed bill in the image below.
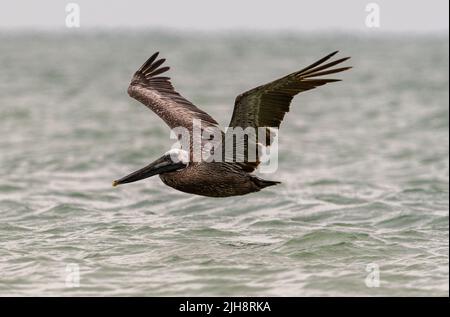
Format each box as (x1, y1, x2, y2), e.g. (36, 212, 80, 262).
(113, 155, 185, 187)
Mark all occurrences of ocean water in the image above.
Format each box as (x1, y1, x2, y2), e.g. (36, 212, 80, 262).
(0, 31, 448, 296)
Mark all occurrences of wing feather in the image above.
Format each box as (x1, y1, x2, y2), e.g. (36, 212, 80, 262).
(128, 52, 218, 131)
(228, 51, 351, 172)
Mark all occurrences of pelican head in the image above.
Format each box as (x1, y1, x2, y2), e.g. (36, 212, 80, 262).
(113, 149, 189, 187)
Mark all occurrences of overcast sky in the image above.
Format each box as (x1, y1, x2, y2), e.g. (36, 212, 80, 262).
(0, 0, 448, 32)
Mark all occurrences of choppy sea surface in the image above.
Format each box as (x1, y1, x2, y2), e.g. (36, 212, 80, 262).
(0, 31, 448, 296)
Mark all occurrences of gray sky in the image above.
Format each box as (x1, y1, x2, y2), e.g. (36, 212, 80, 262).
(0, 0, 448, 32)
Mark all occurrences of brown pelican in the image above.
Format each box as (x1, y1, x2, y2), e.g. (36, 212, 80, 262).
(113, 51, 351, 197)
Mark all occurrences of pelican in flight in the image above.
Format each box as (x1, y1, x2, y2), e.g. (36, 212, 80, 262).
(113, 51, 351, 197)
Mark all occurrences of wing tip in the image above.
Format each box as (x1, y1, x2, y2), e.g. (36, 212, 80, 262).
(133, 52, 171, 84)
(329, 50, 339, 57)
(298, 52, 352, 79)
(137, 52, 158, 71)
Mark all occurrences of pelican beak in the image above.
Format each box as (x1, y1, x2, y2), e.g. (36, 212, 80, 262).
(113, 155, 185, 187)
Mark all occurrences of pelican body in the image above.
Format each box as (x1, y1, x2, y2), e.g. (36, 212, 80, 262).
(113, 51, 351, 197)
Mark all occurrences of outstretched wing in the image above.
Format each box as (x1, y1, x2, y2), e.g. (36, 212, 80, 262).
(228, 51, 351, 171)
(128, 52, 219, 131)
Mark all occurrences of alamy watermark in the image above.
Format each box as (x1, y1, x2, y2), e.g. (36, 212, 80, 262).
(365, 263, 380, 288)
(65, 3, 80, 28)
(65, 263, 80, 288)
(168, 119, 279, 173)
(365, 3, 380, 28)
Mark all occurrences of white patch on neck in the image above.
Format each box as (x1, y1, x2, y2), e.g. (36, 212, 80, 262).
(165, 148, 189, 165)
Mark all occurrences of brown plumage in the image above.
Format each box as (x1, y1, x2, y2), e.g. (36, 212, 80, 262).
(114, 51, 351, 197)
